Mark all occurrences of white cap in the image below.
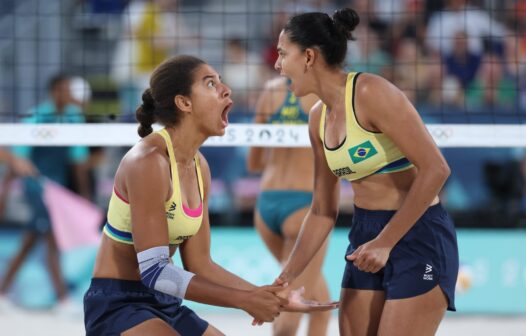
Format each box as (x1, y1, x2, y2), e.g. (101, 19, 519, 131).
(70, 77, 92, 103)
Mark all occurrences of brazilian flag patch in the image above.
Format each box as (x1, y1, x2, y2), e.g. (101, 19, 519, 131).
(348, 140, 378, 164)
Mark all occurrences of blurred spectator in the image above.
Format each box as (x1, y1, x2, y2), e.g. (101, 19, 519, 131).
(0, 150, 37, 178)
(515, 0, 526, 56)
(348, 0, 384, 29)
(392, 0, 427, 46)
(502, 7, 526, 111)
(83, 0, 129, 14)
(0, 150, 37, 234)
(68, 77, 105, 202)
(111, 0, 193, 118)
(440, 74, 465, 108)
(444, 30, 482, 89)
(465, 52, 518, 111)
(346, 26, 392, 79)
(0, 0, 71, 120)
(69, 76, 93, 110)
(0, 74, 90, 313)
(375, 0, 427, 46)
(262, 9, 291, 73)
(222, 37, 266, 114)
(426, 0, 508, 56)
(392, 38, 440, 104)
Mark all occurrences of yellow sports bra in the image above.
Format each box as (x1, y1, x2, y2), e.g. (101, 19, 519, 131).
(103, 128, 204, 245)
(320, 72, 413, 182)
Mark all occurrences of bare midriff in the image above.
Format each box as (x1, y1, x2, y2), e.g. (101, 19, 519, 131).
(351, 167, 439, 210)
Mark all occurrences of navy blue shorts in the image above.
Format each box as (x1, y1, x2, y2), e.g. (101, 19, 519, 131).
(342, 203, 459, 311)
(84, 278, 209, 336)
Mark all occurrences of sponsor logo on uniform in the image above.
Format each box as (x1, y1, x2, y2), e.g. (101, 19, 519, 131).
(332, 166, 356, 177)
(166, 202, 176, 219)
(423, 264, 434, 281)
(348, 140, 378, 164)
(176, 235, 192, 241)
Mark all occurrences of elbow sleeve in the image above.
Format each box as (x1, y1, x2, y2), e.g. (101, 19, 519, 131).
(137, 246, 195, 298)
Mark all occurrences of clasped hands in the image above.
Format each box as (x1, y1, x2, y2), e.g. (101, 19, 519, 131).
(248, 277, 339, 326)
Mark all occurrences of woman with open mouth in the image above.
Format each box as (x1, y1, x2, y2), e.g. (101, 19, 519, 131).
(83, 55, 338, 336)
(272, 8, 459, 336)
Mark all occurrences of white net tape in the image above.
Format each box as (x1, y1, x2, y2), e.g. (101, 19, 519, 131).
(0, 123, 524, 147)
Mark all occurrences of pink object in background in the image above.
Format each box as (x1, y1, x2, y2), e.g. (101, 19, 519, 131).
(42, 179, 103, 251)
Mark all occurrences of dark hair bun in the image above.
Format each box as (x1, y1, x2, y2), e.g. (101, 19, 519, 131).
(136, 88, 156, 137)
(332, 8, 360, 40)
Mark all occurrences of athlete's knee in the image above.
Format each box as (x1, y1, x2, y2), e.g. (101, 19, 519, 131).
(309, 309, 331, 322)
(273, 314, 301, 336)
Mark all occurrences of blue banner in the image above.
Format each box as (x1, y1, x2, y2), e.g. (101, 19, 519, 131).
(175, 228, 526, 314)
(1, 228, 525, 313)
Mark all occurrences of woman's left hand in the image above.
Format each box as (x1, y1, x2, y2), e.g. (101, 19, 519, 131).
(346, 238, 393, 273)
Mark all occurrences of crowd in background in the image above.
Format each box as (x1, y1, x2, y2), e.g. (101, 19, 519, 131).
(0, 0, 525, 228)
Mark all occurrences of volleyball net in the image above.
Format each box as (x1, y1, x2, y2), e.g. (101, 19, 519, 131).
(0, 123, 525, 148)
(0, 0, 525, 123)
(0, 1, 525, 230)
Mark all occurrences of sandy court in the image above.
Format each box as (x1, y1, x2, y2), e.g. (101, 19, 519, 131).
(1, 309, 525, 336)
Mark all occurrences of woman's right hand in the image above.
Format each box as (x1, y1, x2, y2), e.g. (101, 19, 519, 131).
(239, 285, 288, 323)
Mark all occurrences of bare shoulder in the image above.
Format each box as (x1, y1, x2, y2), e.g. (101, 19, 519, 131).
(120, 135, 169, 180)
(355, 73, 401, 101)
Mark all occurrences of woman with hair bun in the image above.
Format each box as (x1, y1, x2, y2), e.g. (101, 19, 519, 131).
(84, 55, 337, 336)
(271, 8, 459, 335)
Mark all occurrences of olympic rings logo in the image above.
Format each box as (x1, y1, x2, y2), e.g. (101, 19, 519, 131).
(30, 127, 58, 139)
(430, 128, 453, 140)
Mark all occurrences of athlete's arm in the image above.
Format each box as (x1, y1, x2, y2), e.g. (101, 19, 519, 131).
(0, 149, 37, 176)
(278, 101, 340, 284)
(246, 85, 272, 173)
(348, 73, 450, 273)
(127, 145, 172, 251)
(126, 146, 284, 322)
(181, 152, 257, 290)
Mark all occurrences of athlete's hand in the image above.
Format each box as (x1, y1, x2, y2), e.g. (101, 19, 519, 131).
(251, 280, 339, 326)
(252, 278, 288, 326)
(347, 238, 392, 273)
(241, 285, 287, 324)
(282, 287, 339, 312)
